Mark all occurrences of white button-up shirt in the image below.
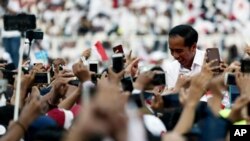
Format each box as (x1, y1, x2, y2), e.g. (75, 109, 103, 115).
(165, 49, 205, 88)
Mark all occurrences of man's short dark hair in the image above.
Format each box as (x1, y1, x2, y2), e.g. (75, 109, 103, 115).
(168, 25, 198, 47)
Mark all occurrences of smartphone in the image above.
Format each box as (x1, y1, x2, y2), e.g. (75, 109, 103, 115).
(2, 69, 17, 85)
(34, 73, 51, 84)
(4, 63, 16, 71)
(224, 73, 236, 85)
(68, 80, 80, 87)
(151, 73, 166, 86)
(89, 61, 98, 84)
(143, 91, 154, 100)
(89, 60, 98, 73)
(229, 85, 240, 105)
(112, 53, 124, 73)
(241, 59, 250, 73)
(121, 76, 134, 92)
(206, 48, 220, 68)
(112, 45, 124, 54)
(25, 30, 43, 40)
(4, 13, 36, 31)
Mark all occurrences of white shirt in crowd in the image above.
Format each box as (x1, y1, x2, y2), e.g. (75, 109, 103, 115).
(164, 49, 210, 101)
(165, 49, 205, 89)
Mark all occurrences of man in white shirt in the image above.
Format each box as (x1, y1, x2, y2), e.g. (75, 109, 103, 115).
(165, 24, 205, 89)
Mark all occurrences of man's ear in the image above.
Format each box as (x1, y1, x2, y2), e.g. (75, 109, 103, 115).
(190, 43, 197, 52)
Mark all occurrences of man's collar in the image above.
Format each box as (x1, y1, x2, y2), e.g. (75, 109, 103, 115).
(192, 49, 205, 67)
(180, 49, 205, 70)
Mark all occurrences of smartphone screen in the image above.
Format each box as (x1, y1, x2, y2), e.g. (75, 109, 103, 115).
(121, 77, 134, 92)
(89, 61, 98, 73)
(206, 48, 220, 67)
(68, 80, 80, 87)
(151, 73, 166, 86)
(241, 59, 250, 73)
(34, 73, 50, 84)
(113, 45, 124, 54)
(229, 85, 240, 105)
(224, 73, 236, 85)
(112, 53, 124, 73)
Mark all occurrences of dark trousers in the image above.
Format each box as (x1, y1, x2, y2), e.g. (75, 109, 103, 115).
(2, 37, 21, 68)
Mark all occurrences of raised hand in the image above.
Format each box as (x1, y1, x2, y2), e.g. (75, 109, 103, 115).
(107, 67, 125, 84)
(235, 72, 250, 96)
(72, 61, 91, 83)
(174, 74, 191, 93)
(134, 71, 155, 90)
(81, 48, 91, 60)
(124, 58, 140, 77)
(228, 95, 250, 123)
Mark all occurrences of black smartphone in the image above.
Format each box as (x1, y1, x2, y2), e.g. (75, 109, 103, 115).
(89, 60, 98, 73)
(5, 63, 16, 71)
(34, 73, 51, 84)
(121, 76, 134, 92)
(68, 80, 80, 87)
(112, 53, 124, 73)
(25, 30, 43, 40)
(112, 45, 124, 54)
(151, 73, 166, 86)
(1, 69, 17, 85)
(224, 73, 236, 85)
(89, 61, 98, 84)
(241, 59, 250, 73)
(4, 13, 36, 31)
(206, 48, 220, 68)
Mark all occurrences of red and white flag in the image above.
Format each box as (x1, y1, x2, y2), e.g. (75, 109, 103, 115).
(94, 41, 109, 61)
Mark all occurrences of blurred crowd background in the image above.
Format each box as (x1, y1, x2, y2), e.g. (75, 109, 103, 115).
(0, 0, 250, 67)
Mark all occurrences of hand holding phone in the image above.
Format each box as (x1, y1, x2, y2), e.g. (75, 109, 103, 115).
(34, 73, 51, 84)
(206, 48, 220, 68)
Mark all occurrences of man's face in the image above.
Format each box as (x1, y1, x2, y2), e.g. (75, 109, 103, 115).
(169, 36, 196, 69)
